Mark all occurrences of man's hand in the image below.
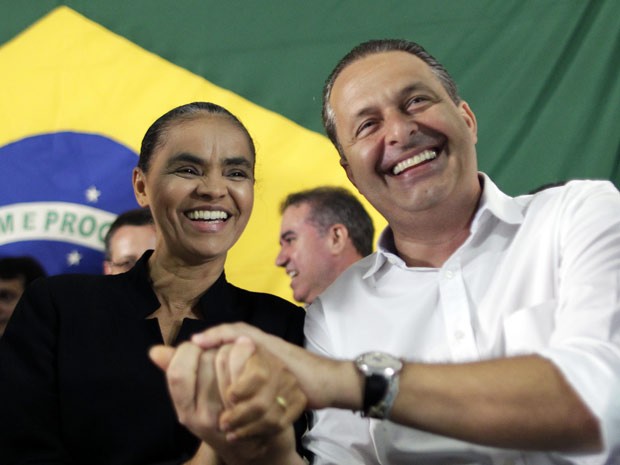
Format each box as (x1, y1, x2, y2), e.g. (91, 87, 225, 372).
(191, 323, 362, 412)
(149, 336, 308, 464)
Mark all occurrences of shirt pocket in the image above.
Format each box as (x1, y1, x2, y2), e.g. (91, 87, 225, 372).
(502, 300, 557, 354)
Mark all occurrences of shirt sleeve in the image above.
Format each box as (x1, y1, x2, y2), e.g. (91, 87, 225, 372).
(537, 181, 620, 459)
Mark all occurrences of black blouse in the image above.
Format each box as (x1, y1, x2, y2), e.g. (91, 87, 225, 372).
(0, 251, 306, 465)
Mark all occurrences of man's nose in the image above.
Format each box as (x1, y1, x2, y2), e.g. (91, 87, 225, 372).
(275, 247, 288, 267)
(386, 112, 418, 146)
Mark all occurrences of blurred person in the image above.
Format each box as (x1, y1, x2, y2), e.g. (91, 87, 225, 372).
(103, 207, 157, 275)
(0, 102, 307, 465)
(276, 186, 374, 304)
(0, 256, 46, 336)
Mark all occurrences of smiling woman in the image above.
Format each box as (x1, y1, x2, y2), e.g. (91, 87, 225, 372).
(0, 102, 307, 465)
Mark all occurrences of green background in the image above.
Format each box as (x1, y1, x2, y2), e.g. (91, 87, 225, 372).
(1, 0, 619, 195)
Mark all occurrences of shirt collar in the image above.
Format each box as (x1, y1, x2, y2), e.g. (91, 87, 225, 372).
(123, 250, 246, 323)
(365, 172, 526, 277)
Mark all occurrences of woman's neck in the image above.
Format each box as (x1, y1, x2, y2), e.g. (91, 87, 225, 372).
(148, 249, 225, 314)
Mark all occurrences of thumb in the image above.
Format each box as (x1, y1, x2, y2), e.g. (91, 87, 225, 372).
(148, 345, 176, 371)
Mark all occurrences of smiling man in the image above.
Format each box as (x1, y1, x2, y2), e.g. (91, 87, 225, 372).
(276, 186, 374, 305)
(292, 38, 620, 464)
(156, 40, 620, 465)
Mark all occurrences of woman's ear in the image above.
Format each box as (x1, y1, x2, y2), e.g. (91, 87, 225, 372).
(132, 168, 149, 207)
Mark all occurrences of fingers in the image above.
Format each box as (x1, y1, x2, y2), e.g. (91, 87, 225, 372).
(219, 345, 307, 441)
(192, 322, 266, 350)
(228, 336, 256, 384)
(148, 345, 175, 371)
(166, 342, 204, 418)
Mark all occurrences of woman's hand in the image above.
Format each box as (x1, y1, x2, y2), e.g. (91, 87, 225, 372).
(149, 336, 307, 464)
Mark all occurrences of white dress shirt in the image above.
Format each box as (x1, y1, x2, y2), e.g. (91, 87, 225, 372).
(303, 174, 620, 465)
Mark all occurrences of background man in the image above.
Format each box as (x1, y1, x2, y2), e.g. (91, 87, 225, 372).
(0, 256, 46, 337)
(103, 207, 156, 275)
(276, 186, 374, 305)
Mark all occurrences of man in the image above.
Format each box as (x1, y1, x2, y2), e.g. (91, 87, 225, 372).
(276, 186, 374, 305)
(0, 256, 46, 336)
(103, 207, 156, 275)
(153, 39, 620, 465)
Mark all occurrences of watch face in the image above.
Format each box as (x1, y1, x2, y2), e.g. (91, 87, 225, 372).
(357, 351, 403, 376)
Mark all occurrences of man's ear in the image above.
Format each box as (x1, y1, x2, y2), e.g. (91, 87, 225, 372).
(459, 101, 478, 144)
(328, 224, 348, 254)
(103, 261, 113, 275)
(132, 168, 149, 207)
(340, 157, 358, 190)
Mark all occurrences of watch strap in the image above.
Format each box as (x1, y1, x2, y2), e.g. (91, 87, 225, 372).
(362, 374, 388, 417)
(367, 372, 400, 419)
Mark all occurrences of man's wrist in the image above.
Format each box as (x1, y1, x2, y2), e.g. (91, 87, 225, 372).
(325, 360, 364, 411)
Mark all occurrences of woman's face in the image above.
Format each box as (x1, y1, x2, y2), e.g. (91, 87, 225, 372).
(133, 114, 255, 264)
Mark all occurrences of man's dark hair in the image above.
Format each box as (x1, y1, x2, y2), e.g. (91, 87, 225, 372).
(0, 256, 47, 284)
(281, 186, 374, 257)
(322, 39, 460, 157)
(104, 208, 154, 259)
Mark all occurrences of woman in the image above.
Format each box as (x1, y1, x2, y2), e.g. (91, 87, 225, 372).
(0, 102, 306, 464)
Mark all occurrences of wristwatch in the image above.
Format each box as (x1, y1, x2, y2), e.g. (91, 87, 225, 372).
(354, 351, 403, 419)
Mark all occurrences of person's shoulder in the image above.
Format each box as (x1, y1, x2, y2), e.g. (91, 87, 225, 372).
(28, 272, 128, 299)
(230, 284, 304, 313)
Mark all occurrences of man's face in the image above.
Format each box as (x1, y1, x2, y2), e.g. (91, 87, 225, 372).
(0, 277, 25, 336)
(276, 203, 340, 305)
(329, 51, 479, 226)
(104, 224, 157, 275)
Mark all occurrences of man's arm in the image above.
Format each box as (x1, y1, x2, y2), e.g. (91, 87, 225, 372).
(191, 324, 602, 452)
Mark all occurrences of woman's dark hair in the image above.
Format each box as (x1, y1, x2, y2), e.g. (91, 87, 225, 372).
(137, 102, 256, 172)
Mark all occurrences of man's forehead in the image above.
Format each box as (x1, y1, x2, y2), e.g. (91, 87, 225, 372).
(0, 277, 25, 291)
(330, 50, 437, 103)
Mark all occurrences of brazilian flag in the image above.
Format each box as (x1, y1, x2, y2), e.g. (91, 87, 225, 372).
(1, 1, 619, 302)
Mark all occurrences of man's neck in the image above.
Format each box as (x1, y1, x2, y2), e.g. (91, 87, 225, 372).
(389, 186, 482, 269)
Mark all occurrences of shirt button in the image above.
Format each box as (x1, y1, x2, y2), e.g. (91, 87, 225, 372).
(445, 270, 454, 279)
(454, 330, 465, 340)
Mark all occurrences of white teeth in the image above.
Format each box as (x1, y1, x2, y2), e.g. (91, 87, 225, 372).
(288, 270, 298, 278)
(187, 210, 229, 221)
(392, 150, 437, 175)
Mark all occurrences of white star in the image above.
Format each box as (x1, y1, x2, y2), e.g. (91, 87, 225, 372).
(85, 185, 101, 203)
(67, 250, 82, 266)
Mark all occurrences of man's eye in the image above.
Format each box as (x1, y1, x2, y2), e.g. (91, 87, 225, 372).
(356, 120, 376, 137)
(406, 95, 429, 109)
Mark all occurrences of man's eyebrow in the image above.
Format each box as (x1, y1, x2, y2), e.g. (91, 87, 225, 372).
(351, 82, 438, 120)
(398, 82, 438, 99)
(280, 230, 295, 242)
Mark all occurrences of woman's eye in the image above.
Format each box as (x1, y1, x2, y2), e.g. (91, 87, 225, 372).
(226, 169, 251, 180)
(175, 166, 199, 176)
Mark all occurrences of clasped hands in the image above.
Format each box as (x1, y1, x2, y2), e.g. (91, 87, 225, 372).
(149, 334, 306, 463)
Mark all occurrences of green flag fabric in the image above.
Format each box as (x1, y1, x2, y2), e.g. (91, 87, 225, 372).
(1, 0, 619, 302)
